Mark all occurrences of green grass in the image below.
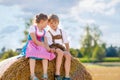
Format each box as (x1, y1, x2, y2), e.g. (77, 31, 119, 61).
(79, 57, 120, 63)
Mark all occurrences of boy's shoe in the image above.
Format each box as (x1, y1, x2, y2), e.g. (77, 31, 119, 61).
(41, 78, 48, 80)
(54, 75, 62, 80)
(62, 77, 71, 80)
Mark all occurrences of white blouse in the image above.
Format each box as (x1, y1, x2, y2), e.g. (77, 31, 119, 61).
(29, 25, 44, 36)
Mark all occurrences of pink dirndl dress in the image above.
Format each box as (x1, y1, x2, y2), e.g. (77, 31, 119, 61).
(26, 26, 55, 60)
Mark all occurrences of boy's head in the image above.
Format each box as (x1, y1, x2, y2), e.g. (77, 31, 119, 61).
(48, 14, 59, 30)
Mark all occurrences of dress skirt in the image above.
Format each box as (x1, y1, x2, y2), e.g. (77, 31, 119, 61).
(26, 40, 55, 60)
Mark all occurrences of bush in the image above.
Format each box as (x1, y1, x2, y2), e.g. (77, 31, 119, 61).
(1, 49, 18, 60)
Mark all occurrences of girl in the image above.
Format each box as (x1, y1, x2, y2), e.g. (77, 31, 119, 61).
(22, 13, 55, 80)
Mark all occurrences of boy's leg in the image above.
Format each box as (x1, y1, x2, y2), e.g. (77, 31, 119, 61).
(55, 48, 64, 75)
(42, 59, 48, 78)
(63, 51, 71, 78)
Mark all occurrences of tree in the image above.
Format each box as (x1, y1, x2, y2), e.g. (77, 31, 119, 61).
(80, 24, 106, 60)
(92, 43, 106, 61)
(80, 25, 93, 58)
(70, 48, 78, 57)
(76, 49, 83, 58)
(117, 47, 120, 58)
(106, 45, 118, 57)
(1, 49, 18, 60)
(21, 19, 33, 43)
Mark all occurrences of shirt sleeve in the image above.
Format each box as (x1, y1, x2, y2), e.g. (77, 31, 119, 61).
(29, 26, 35, 33)
(62, 30, 69, 43)
(45, 31, 53, 45)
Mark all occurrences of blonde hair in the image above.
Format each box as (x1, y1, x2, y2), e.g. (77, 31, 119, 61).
(48, 14, 59, 22)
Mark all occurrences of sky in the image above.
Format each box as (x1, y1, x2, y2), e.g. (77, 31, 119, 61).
(0, 0, 120, 50)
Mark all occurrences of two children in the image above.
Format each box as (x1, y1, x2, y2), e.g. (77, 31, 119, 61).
(22, 13, 71, 80)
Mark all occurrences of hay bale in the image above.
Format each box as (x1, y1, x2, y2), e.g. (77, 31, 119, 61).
(0, 57, 92, 80)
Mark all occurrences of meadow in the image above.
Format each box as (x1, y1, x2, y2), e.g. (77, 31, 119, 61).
(84, 62, 120, 80)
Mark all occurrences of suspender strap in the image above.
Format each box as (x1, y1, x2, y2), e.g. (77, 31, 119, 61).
(59, 29, 64, 43)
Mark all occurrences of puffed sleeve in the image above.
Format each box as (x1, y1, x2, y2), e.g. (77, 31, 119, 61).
(29, 26, 36, 33)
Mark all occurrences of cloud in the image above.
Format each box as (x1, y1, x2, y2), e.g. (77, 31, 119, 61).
(70, 0, 120, 16)
(0, 25, 24, 50)
(0, 26, 18, 35)
(0, 0, 78, 14)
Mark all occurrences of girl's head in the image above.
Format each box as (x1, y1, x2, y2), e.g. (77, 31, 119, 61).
(48, 14, 59, 30)
(35, 13, 48, 29)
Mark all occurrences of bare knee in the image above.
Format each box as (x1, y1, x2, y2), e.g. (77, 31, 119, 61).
(55, 48, 64, 57)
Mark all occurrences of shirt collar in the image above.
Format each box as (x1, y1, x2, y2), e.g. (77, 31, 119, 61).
(49, 27, 59, 32)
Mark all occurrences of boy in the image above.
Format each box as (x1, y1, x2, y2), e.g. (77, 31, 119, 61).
(46, 14, 71, 80)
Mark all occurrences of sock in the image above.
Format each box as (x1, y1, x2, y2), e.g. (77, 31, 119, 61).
(43, 74, 48, 78)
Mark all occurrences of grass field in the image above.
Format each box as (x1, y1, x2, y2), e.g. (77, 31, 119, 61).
(83, 63, 120, 80)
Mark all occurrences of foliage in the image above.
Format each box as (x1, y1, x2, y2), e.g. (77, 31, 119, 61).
(106, 45, 119, 57)
(0, 49, 18, 60)
(92, 44, 106, 61)
(70, 48, 78, 57)
(21, 19, 33, 43)
(80, 24, 105, 61)
(70, 48, 83, 58)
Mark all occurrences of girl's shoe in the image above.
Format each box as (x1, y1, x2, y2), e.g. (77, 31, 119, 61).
(30, 75, 39, 80)
(42, 74, 48, 80)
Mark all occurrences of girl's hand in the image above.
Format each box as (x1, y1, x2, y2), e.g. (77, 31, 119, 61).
(46, 47, 51, 52)
(50, 48, 55, 53)
(38, 42, 45, 47)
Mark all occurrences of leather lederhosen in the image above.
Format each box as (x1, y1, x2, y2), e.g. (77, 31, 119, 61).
(49, 29, 66, 51)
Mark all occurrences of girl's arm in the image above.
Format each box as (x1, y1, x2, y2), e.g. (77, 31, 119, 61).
(30, 33, 45, 47)
(65, 43, 70, 52)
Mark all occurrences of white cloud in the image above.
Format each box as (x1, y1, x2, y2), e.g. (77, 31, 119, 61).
(0, 0, 78, 15)
(70, 0, 120, 16)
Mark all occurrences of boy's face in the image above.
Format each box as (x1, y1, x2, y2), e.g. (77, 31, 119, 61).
(48, 20, 59, 30)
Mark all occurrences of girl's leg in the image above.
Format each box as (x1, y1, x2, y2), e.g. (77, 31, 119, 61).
(55, 48, 64, 75)
(64, 52, 71, 78)
(42, 59, 48, 78)
(29, 59, 36, 79)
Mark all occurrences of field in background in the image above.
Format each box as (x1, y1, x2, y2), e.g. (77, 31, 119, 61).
(83, 63, 120, 80)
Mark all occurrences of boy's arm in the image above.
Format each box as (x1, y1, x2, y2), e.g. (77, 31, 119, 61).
(65, 43, 70, 52)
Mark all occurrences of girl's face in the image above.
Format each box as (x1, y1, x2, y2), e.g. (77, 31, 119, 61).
(38, 20, 48, 29)
(48, 20, 59, 31)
